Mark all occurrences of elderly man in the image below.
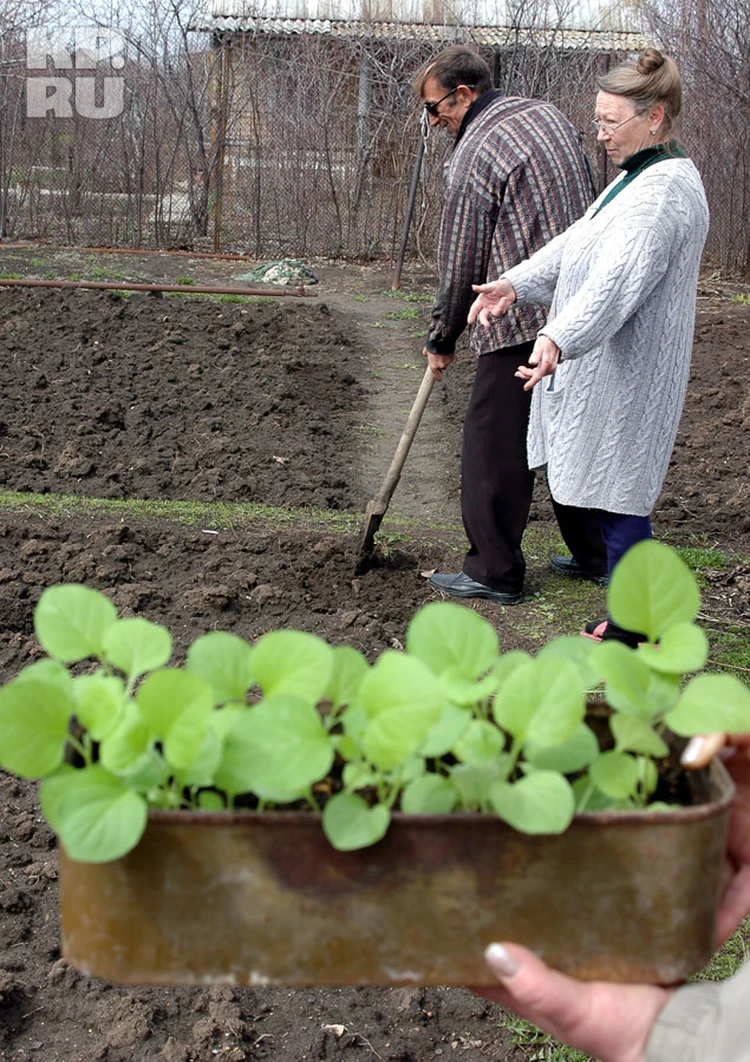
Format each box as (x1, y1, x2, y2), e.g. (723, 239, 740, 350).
(417, 45, 607, 604)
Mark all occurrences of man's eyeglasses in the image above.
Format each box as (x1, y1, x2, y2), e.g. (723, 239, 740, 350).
(591, 112, 644, 136)
(424, 85, 474, 118)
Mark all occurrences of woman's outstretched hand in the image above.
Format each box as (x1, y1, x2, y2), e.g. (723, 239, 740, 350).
(468, 278, 517, 327)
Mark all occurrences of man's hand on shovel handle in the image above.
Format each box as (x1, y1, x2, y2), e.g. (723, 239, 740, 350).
(423, 348, 454, 382)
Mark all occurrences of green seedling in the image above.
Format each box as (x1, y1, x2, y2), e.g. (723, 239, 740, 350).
(1, 541, 749, 864)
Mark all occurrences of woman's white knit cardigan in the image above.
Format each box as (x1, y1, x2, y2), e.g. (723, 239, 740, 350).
(504, 157, 709, 516)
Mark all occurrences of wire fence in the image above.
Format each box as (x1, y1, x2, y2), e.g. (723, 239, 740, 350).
(1, 3, 748, 274)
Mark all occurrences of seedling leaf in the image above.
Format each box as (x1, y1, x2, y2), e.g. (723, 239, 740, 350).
(536, 636, 600, 685)
(494, 658, 585, 747)
(453, 719, 507, 766)
(363, 701, 443, 771)
(401, 774, 457, 814)
(358, 651, 448, 718)
(450, 762, 505, 808)
(250, 630, 333, 703)
(665, 674, 750, 736)
(608, 540, 700, 641)
(215, 695, 334, 800)
(611, 714, 669, 757)
(525, 723, 599, 773)
(40, 764, 148, 863)
(99, 698, 151, 775)
(420, 702, 472, 758)
(325, 646, 369, 709)
(597, 640, 681, 720)
(186, 631, 255, 705)
(135, 669, 214, 769)
(490, 772, 575, 834)
(590, 751, 640, 799)
(322, 792, 390, 851)
(103, 617, 172, 681)
(637, 622, 708, 674)
(34, 584, 117, 662)
(359, 653, 447, 768)
(74, 675, 126, 741)
(406, 601, 498, 679)
(0, 678, 73, 777)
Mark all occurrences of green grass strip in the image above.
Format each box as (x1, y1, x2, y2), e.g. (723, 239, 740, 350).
(0, 488, 359, 533)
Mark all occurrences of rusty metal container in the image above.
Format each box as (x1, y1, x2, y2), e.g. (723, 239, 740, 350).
(58, 759, 733, 987)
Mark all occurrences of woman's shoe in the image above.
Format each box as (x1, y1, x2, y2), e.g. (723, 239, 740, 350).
(581, 618, 608, 641)
(581, 617, 646, 648)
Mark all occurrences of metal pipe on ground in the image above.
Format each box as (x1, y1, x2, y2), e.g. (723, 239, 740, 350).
(0, 278, 316, 298)
(0, 244, 253, 261)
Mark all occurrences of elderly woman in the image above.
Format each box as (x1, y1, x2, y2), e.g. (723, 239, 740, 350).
(469, 49, 709, 646)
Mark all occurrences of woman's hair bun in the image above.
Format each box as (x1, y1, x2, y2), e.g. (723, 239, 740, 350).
(637, 48, 665, 74)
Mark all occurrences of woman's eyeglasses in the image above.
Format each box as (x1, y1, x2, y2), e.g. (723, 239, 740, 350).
(591, 112, 644, 136)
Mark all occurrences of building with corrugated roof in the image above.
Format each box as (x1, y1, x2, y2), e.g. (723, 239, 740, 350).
(196, 0, 655, 51)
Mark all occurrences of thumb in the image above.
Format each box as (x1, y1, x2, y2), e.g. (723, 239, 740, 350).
(484, 943, 592, 1028)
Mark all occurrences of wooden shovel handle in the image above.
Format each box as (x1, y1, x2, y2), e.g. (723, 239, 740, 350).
(371, 365, 435, 512)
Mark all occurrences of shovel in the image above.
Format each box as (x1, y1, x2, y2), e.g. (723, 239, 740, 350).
(354, 364, 435, 574)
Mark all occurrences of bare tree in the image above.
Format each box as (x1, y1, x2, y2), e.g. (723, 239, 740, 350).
(646, 0, 750, 273)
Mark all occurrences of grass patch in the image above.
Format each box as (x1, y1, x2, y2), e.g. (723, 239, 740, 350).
(675, 545, 733, 571)
(703, 626, 750, 682)
(86, 262, 137, 282)
(0, 271, 24, 280)
(0, 488, 359, 535)
(383, 288, 432, 303)
(175, 275, 195, 286)
(694, 916, 750, 982)
(162, 292, 277, 305)
(384, 307, 420, 320)
(730, 293, 750, 305)
(502, 1015, 591, 1061)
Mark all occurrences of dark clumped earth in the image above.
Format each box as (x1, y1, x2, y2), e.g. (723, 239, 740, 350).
(0, 250, 748, 1061)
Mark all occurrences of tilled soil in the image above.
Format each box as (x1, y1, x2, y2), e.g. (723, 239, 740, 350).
(0, 254, 748, 1062)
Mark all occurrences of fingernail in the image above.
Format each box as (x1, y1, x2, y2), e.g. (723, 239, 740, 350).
(485, 943, 520, 978)
(681, 736, 704, 765)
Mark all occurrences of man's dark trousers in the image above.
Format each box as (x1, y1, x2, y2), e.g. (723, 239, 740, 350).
(460, 343, 607, 594)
